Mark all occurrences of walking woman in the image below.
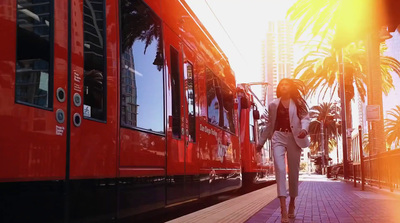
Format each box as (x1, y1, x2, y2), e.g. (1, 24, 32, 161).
(257, 78, 310, 223)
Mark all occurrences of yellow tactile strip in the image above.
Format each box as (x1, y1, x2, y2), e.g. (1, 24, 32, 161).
(167, 184, 279, 223)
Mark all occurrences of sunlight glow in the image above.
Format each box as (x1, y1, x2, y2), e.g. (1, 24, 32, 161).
(185, 0, 295, 83)
(334, 0, 383, 47)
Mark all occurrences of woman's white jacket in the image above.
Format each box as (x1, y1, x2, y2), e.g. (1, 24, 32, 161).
(258, 98, 310, 148)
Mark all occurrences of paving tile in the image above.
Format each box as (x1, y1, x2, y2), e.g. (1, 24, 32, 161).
(265, 216, 278, 223)
(246, 174, 400, 223)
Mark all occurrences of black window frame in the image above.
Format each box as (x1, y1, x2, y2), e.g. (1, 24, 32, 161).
(83, 0, 107, 122)
(205, 68, 236, 135)
(184, 61, 196, 142)
(249, 105, 255, 143)
(220, 79, 236, 133)
(15, 0, 54, 110)
(119, 0, 165, 135)
(170, 46, 181, 139)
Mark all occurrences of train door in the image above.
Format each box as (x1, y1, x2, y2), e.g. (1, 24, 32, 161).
(117, 0, 167, 217)
(182, 45, 199, 200)
(0, 1, 68, 221)
(68, 0, 118, 178)
(164, 26, 198, 205)
(0, 0, 67, 181)
(0, 0, 118, 221)
(67, 0, 118, 220)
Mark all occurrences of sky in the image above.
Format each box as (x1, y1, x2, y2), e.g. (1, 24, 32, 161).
(186, 0, 296, 84)
(186, 0, 400, 115)
(185, 0, 327, 107)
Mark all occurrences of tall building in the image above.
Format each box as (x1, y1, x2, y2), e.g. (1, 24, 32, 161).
(261, 20, 295, 104)
(349, 90, 365, 162)
(121, 49, 138, 127)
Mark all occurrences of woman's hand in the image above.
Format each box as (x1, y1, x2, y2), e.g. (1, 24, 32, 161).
(297, 129, 308, 139)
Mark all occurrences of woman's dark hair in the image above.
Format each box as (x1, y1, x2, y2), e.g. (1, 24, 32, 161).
(276, 78, 308, 119)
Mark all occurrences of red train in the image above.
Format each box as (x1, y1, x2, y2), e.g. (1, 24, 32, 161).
(237, 83, 275, 185)
(0, 0, 273, 222)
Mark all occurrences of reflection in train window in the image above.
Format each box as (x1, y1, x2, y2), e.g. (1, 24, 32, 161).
(15, 0, 53, 108)
(120, 0, 164, 133)
(184, 62, 196, 142)
(206, 69, 236, 133)
(170, 46, 181, 138)
(221, 83, 236, 133)
(249, 106, 255, 142)
(83, 0, 106, 120)
(206, 69, 221, 126)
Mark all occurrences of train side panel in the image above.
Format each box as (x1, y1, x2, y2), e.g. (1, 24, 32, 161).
(0, 0, 244, 221)
(238, 84, 275, 185)
(0, 0, 68, 221)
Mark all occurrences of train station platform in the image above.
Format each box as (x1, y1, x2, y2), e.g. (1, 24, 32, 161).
(168, 174, 400, 223)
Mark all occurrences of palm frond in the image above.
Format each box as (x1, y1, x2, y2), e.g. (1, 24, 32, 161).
(384, 105, 400, 149)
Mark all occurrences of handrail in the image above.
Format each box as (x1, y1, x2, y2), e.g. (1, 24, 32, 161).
(333, 125, 400, 193)
(353, 146, 400, 192)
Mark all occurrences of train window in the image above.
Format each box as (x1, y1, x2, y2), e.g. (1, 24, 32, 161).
(249, 106, 255, 142)
(83, 0, 106, 120)
(15, 0, 53, 108)
(206, 69, 236, 133)
(184, 62, 195, 142)
(221, 84, 236, 133)
(206, 69, 221, 126)
(120, 0, 164, 133)
(170, 47, 181, 138)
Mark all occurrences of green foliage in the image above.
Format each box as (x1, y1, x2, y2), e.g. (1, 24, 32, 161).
(362, 133, 370, 153)
(287, 0, 339, 45)
(294, 39, 399, 102)
(308, 102, 341, 154)
(289, 0, 400, 103)
(385, 105, 400, 149)
(287, 0, 378, 48)
(328, 138, 338, 152)
(300, 162, 307, 171)
(288, 0, 400, 156)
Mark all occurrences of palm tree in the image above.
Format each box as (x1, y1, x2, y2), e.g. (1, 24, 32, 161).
(287, 0, 380, 48)
(287, 0, 339, 45)
(308, 102, 341, 155)
(385, 105, 400, 149)
(295, 40, 399, 100)
(328, 138, 338, 153)
(288, 0, 400, 156)
(362, 133, 371, 154)
(295, 38, 400, 159)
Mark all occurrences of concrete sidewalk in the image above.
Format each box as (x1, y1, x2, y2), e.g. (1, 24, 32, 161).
(246, 174, 400, 223)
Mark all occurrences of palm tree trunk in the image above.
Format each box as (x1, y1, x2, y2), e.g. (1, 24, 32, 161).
(324, 128, 329, 161)
(366, 34, 386, 154)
